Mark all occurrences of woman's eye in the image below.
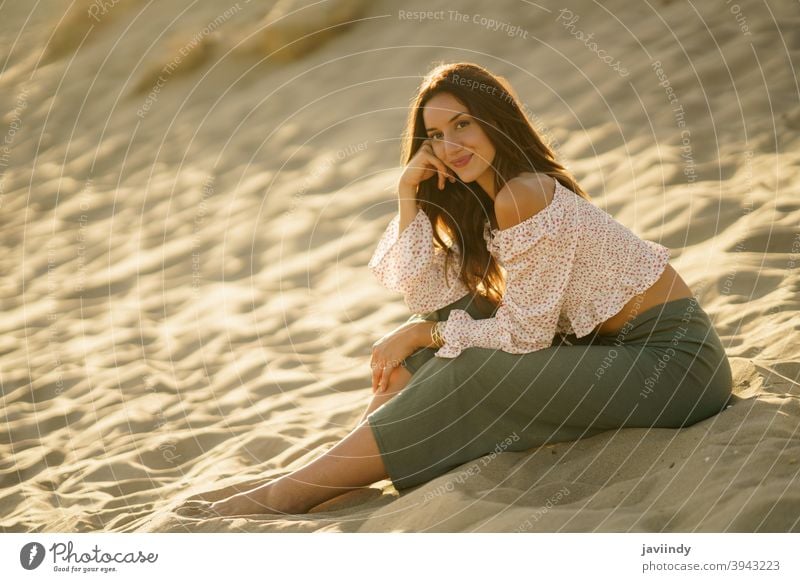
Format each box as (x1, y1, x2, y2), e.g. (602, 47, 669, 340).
(431, 121, 468, 140)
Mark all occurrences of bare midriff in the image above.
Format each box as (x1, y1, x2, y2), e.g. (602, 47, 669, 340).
(593, 263, 694, 336)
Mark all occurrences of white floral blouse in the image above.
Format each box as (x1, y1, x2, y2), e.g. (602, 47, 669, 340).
(367, 180, 671, 358)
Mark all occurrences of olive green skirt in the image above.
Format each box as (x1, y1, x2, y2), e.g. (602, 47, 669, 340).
(367, 294, 733, 491)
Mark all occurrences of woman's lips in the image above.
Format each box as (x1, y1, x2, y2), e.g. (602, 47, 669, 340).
(451, 153, 472, 168)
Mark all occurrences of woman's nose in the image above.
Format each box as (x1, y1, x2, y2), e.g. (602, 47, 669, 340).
(444, 137, 465, 157)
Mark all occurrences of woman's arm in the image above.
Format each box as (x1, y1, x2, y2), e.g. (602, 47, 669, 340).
(368, 138, 465, 314)
(397, 182, 419, 233)
(367, 198, 471, 314)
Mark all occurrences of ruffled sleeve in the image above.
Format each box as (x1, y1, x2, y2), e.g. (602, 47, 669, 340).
(368, 207, 471, 314)
(434, 187, 579, 358)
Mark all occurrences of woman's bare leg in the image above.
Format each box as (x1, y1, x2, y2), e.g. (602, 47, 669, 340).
(196, 366, 415, 516)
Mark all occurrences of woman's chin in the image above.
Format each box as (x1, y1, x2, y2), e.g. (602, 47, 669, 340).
(453, 169, 471, 181)
(453, 162, 488, 183)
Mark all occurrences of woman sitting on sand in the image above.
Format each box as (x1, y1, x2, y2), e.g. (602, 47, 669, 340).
(178, 61, 733, 517)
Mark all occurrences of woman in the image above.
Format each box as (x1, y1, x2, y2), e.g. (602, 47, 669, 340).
(178, 62, 732, 517)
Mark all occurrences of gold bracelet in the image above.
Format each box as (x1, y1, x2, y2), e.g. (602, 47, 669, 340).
(430, 321, 445, 348)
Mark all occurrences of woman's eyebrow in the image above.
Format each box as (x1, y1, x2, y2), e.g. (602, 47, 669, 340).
(425, 111, 468, 134)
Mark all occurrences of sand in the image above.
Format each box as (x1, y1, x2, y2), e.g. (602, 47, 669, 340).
(0, 0, 798, 533)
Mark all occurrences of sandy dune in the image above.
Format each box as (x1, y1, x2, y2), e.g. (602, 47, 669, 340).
(0, 0, 798, 533)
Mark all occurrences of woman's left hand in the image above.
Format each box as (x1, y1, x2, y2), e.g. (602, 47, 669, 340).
(370, 323, 424, 393)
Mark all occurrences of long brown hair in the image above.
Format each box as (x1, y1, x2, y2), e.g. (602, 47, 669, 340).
(401, 61, 591, 311)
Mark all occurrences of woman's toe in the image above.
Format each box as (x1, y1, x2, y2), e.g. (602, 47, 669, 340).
(175, 501, 215, 518)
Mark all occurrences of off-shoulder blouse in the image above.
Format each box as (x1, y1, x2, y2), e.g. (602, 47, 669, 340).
(367, 180, 670, 358)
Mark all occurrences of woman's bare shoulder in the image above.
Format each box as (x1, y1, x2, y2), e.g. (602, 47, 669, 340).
(494, 173, 556, 231)
(516, 172, 557, 199)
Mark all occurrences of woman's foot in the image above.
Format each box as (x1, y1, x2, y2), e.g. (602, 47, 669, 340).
(209, 485, 284, 516)
(175, 482, 283, 518)
(307, 487, 383, 513)
(174, 500, 217, 519)
(175, 420, 390, 518)
(181, 475, 278, 503)
(197, 479, 311, 517)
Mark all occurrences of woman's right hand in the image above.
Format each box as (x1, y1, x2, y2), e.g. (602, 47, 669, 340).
(399, 139, 457, 191)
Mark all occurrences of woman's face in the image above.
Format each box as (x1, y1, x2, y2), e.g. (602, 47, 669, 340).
(422, 92, 496, 188)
